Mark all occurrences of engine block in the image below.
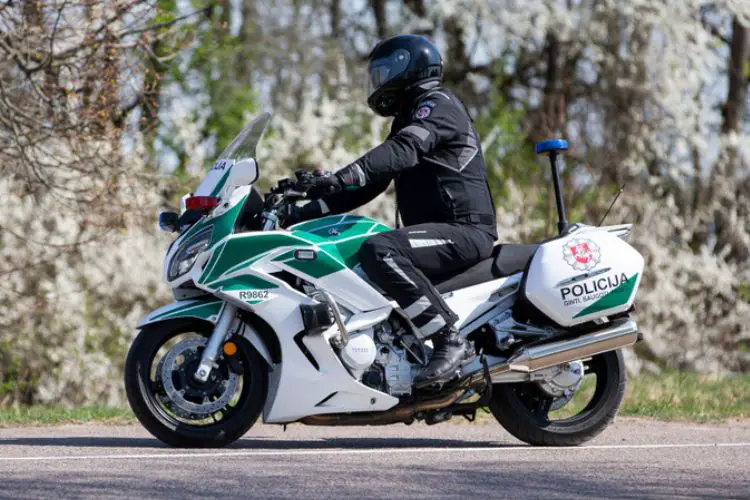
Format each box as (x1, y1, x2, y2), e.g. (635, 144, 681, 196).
(358, 324, 426, 397)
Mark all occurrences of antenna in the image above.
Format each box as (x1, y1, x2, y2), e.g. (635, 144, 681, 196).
(598, 184, 626, 226)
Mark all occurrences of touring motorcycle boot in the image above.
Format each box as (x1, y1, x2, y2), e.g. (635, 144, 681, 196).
(414, 326, 473, 388)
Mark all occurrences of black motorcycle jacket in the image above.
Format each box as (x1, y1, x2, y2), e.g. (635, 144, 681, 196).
(320, 88, 497, 238)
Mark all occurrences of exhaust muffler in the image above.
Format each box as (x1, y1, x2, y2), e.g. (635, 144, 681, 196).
(488, 318, 638, 383)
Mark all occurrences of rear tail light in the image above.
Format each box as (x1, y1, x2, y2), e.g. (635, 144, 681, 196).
(185, 196, 219, 211)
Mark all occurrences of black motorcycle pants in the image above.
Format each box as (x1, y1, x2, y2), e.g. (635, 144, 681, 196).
(359, 223, 495, 338)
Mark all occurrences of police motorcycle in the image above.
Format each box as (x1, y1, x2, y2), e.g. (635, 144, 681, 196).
(124, 113, 644, 448)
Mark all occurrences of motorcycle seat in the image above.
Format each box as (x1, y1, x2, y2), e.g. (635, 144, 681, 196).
(433, 243, 539, 294)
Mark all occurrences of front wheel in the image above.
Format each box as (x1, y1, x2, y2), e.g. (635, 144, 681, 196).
(124, 319, 268, 448)
(489, 350, 626, 446)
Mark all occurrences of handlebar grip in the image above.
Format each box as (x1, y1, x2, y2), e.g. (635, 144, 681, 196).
(295, 170, 314, 181)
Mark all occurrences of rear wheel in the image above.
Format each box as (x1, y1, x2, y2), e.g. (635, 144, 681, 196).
(489, 350, 626, 446)
(124, 319, 268, 448)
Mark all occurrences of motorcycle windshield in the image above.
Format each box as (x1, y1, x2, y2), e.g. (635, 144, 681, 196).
(190, 112, 271, 202)
(218, 112, 271, 162)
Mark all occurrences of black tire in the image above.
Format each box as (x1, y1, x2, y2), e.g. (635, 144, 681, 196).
(489, 349, 626, 446)
(124, 319, 268, 448)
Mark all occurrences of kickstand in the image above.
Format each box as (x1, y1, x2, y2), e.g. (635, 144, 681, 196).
(477, 355, 493, 406)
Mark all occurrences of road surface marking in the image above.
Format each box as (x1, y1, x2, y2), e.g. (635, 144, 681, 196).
(0, 442, 748, 462)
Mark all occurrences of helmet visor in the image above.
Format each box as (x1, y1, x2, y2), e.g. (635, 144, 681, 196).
(367, 49, 411, 98)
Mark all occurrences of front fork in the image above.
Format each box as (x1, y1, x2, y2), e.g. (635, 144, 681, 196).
(194, 209, 276, 382)
(194, 302, 238, 383)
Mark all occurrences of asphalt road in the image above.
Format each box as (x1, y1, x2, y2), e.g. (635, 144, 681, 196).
(0, 418, 748, 499)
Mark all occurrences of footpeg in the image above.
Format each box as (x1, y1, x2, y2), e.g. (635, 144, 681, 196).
(414, 351, 475, 390)
(425, 411, 453, 425)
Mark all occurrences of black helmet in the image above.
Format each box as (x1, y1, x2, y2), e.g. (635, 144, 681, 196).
(366, 35, 443, 117)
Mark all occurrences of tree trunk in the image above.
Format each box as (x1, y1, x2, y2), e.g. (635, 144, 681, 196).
(722, 16, 750, 136)
(370, 0, 388, 39)
(540, 32, 561, 137)
(331, 0, 341, 38)
(713, 16, 750, 262)
(403, 0, 426, 17)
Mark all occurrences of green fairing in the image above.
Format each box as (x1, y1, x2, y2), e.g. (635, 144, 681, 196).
(271, 250, 297, 262)
(180, 193, 247, 247)
(291, 215, 390, 269)
(220, 252, 270, 278)
(211, 275, 276, 291)
(270, 246, 345, 279)
(150, 299, 223, 322)
(282, 250, 345, 278)
(209, 169, 232, 197)
(574, 273, 639, 318)
(199, 232, 309, 284)
(202, 240, 227, 278)
(325, 236, 371, 268)
(195, 214, 390, 288)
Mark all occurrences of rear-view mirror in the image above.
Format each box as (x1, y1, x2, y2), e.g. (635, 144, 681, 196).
(159, 211, 179, 232)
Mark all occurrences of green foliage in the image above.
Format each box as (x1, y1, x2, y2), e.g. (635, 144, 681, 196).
(157, 1, 257, 175)
(192, 36, 257, 158)
(475, 93, 539, 208)
(0, 340, 36, 402)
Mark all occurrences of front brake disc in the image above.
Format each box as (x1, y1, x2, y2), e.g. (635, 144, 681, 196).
(160, 337, 239, 417)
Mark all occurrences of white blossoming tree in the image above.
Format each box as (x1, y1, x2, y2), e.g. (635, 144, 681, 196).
(1, 0, 749, 406)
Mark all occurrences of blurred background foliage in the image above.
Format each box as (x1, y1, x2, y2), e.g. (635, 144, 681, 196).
(1, 0, 750, 406)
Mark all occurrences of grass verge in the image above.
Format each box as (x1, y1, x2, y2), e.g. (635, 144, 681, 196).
(619, 371, 750, 422)
(0, 372, 748, 427)
(495, 371, 750, 424)
(0, 406, 135, 428)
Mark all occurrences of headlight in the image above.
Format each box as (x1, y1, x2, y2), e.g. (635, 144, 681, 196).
(168, 227, 213, 281)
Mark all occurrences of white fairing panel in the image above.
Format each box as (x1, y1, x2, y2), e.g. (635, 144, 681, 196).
(443, 275, 521, 328)
(194, 158, 258, 201)
(525, 230, 644, 326)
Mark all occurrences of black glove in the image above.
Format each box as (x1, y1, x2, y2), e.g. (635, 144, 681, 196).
(295, 165, 366, 199)
(295, 169, 342, 198)
(280, 200, 324, 228)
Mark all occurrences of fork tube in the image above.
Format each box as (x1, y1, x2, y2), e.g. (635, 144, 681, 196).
(261, 210, 278, 231)
(194, 303, 238, 383)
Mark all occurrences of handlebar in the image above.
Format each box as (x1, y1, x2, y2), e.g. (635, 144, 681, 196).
(261, 169, 331, 229)
(268, 171, 315, 199)
(260, 175, 313, 230)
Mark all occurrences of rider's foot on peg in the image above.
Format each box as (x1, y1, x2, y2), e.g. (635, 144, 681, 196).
(414, 326, 473, 388)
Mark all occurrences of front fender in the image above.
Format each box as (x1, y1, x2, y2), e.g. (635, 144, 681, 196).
(137, 299, 274, 365)
(137, 299, 225, 328)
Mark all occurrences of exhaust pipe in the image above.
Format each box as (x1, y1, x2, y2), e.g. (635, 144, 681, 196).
(488, 318, 638, 383)
(299, 384, 471, 426)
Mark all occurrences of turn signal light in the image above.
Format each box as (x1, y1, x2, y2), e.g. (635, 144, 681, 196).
(294, 249, 317, 261)
(185, 196, 219, 211)
(223, 341, 238, 357)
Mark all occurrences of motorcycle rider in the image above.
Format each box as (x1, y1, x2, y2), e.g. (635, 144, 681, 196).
(283, 34, 498, 387)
